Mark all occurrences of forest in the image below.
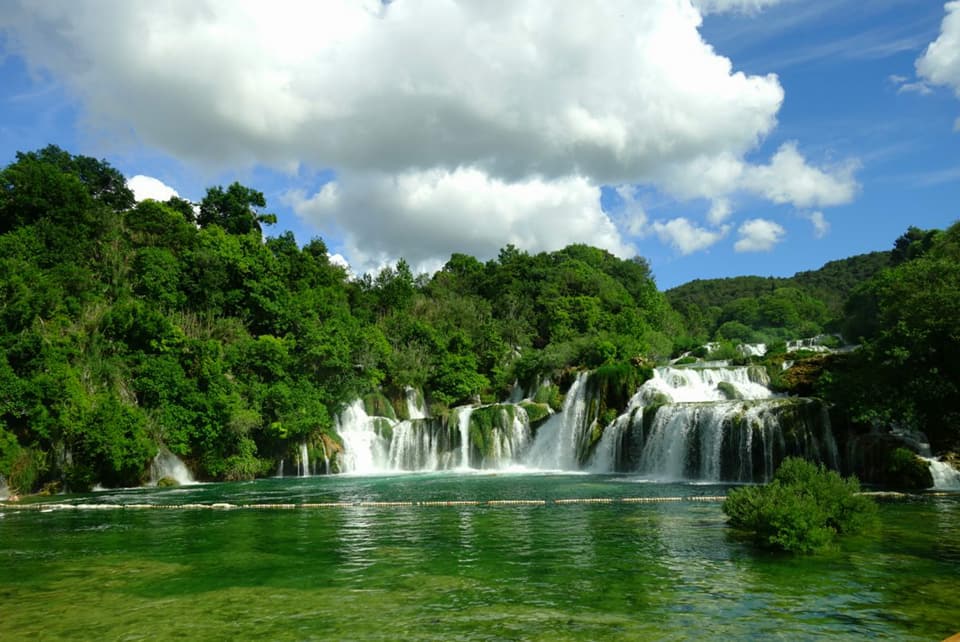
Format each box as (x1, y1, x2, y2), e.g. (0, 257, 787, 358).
(1, 146, 958, 493)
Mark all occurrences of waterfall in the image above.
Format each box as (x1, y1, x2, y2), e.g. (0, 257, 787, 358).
(457, 406, 475, 469)
(633, 398, 838, 482)
(405, 387, 427, 419)
(276, 459, 285, 478)
(0, 475, 8, 500)
(299, 442, 310, 477)
(923, 457, 960, 490)
(388, 418, 455, 471)
(337, 400, 393, 474)
(149, 449, 196, 486)
(640, 366, 774, 404)
(587, 364, 837, 482)
(524, 372, 593, 470)
(588, 394, 643, 473)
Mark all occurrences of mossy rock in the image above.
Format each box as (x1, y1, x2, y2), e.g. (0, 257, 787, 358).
(519, 401, 551, 426)
(532, 381, 563, 412)
(884, 448, 934, 490)
(363, 392, 397, 420)
(38, 481, 63, 496)
(717, 381, 743, 400)
(156, 476, 179, 488)
(372, 417, 395, 442)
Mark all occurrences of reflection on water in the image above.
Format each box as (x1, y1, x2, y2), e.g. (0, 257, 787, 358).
(1, 473, 958, 640)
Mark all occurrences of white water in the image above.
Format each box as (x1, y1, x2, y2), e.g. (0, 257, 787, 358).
(640, 366, 774, 403)
(739, 343, 767, 358)
(588, 394, 643, 473)
(337, 400, 392, 474)
(923, 457, 960, 490)
(457, 406, 475, 469)
(0, 476, 8, 500)
(524, 373, 592, 470)
(300, 442, 310, 477)
(276, 459, 285, 478)
(149, 450, 196, 486)
(406, 387, 427, 419)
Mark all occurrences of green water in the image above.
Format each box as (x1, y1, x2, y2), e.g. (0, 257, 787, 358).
(2, 473, 958, 640)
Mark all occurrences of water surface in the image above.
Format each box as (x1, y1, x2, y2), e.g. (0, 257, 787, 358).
(1, 473, 957, 640)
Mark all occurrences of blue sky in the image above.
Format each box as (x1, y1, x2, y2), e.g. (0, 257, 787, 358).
(1, 0, 958, 289)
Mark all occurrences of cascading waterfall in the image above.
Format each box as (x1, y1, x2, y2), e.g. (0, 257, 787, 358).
(588, 394, 643, 473)
(457, 407, 475, 469)
(524, 372, 593, 470)
(149, 449, 196, 485)
(923, 457, 960, 490)
(276, 459, 285, 478)
(591, 365, 838, 482)
(337, 400, 392, 474)
(334, 363, 841, 482)
(406, 387, 427, 420)
(299, 442, 311, 477)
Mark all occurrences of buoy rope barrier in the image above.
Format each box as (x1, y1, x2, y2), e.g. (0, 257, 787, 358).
(0, 495, 732, 512)
(0, 491, 930, 513)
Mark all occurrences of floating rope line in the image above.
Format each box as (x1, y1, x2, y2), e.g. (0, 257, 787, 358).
(0, 496, 728, 512)
(0, 492, 923, 513)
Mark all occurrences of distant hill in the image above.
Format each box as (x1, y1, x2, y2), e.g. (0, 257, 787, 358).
(667, 251, 891, 317)
(665, 251, 892, 344)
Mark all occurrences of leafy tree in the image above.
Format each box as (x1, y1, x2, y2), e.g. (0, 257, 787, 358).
(197, 182, 277, 236)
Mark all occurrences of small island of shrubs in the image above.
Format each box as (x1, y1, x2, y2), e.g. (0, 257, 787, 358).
(723, 457, 878, 553)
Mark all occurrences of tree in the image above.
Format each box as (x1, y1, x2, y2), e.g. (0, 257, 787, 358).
(198, 182, 277, 236)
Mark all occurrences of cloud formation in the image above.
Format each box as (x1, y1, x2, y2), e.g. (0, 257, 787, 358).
(286, 169, 633, 274)
(127, 175, 178, 202)
(0, 0, 857, 270)
(652, 218, 730, 255)
(917, 2, 960, 102)
(735, 218, 785, 252)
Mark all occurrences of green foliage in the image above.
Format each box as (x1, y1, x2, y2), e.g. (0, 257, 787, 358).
(723, 457, 878, 553)
(885, 448, 934, 490)
(825, 221, 960, 452)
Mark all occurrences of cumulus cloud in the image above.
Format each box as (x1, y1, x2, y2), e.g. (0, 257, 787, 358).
(651, 218, 729, 255)
(735, 218, 785, 252)
(286, 168, 633, 274)
(917, 2, 960, 101)
(127, 175, 179, 202)
(0, 0, 858, 268)
(707, 198, 733, 224)
(804, 211, 829, 238)
(740, 142, 859, 209)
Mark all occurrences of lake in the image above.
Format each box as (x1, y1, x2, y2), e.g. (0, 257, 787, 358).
(1, 472, 958, 640)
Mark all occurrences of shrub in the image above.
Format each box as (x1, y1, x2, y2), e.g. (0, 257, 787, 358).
(722, 457, 877, 553)
(884, 448, 933, 490)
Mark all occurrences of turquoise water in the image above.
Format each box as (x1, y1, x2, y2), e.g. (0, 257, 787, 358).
(1, 473, 958, 640)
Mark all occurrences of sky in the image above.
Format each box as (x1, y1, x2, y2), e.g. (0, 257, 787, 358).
(0, 0, 958, 289)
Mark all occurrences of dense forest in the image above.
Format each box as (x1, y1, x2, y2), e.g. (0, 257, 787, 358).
(1, 147, 958, 493)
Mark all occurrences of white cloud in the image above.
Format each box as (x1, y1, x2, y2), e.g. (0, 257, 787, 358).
(127, 175, 178, 202)
(734, 218, 785, 252)
(707, 198, 733, 224)
(804, 211, 829, 238)
(693, 0, 787, 15)
(0, 1, 858, 266)
(651, 218, 729, 255)
(740, 142, 859, 208)
(286, 168, 633, 274)
(898, 81, 934, 96)
(917, 1, 960, 101)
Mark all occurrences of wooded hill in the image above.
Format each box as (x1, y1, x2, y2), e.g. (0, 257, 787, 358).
(1, 146, 957, 492)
